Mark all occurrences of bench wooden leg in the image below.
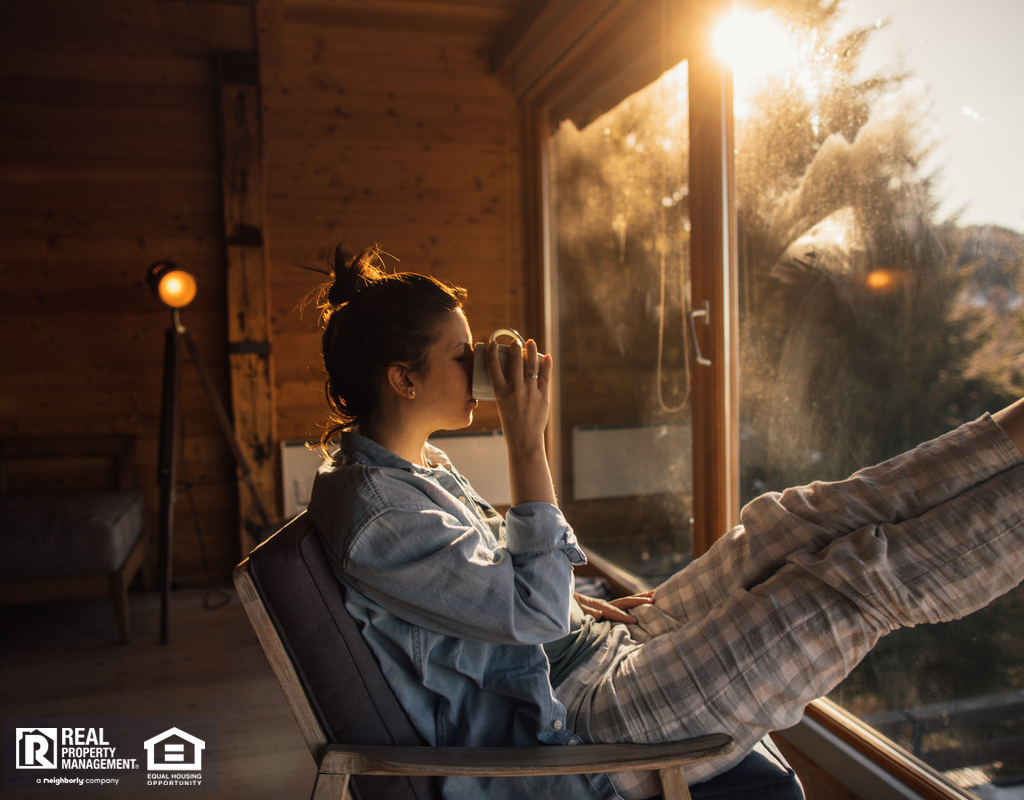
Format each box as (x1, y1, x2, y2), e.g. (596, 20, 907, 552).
(108, 537, 145, 645)
(108, 570, 130, 644)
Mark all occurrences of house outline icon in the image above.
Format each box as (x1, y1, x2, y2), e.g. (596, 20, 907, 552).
(143, 727, 205, 771)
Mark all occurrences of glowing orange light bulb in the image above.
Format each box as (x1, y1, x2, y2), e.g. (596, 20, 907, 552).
(157, 269, 197, 308)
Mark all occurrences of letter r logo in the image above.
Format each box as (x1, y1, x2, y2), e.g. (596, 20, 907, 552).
(16, 728, 58, 769)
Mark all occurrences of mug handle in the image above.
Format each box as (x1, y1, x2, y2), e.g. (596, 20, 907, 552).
(489, 327, 524, 346)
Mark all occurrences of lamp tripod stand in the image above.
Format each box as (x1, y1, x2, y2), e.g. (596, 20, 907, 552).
(157, 308, 271, 645)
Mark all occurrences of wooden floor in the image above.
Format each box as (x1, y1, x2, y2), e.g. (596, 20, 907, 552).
(0, 588, 313, 799)
(1, 587, 854, 800)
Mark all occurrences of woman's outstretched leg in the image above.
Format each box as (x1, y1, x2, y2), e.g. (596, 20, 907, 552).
(642, 412, 1022, 631)
(562, 410, 1024, 799)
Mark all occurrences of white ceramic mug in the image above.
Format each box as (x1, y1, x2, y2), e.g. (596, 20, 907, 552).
(471, 328, 524, 401)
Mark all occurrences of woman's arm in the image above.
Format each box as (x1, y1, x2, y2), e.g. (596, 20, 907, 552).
(488, 338, 557, 507)
(340, 500, 583, 645)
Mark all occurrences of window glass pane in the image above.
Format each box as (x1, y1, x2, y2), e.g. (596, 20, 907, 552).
(552, 62, 693, 583)
(733, 0, 1024, 790)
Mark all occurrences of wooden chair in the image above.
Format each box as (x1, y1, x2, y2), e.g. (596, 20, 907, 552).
(233, 513, 736, 800)
(0, 435, 146, 643)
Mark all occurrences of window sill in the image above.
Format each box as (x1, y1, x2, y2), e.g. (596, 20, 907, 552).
(782, 699, 980, 800)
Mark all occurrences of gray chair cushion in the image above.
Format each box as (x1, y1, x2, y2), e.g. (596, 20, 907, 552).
(0, 491, 144, 579)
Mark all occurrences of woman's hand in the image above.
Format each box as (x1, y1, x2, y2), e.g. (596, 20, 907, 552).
(490, 338, 557, 506)
(574, 591, 655, 624)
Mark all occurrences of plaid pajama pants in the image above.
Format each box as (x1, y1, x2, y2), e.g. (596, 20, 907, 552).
(555, 414, 1024, 799)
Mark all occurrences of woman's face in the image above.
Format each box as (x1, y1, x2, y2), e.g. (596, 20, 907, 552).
(415, 308, 478, 432)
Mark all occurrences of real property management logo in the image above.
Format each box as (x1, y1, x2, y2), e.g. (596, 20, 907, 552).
(16, 727, 59, 769)
(6, 718, 218, 791)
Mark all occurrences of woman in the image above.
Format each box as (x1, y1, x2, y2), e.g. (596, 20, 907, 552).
(306, 245, 1024, 800)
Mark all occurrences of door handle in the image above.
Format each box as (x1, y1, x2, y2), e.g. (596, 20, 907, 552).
(689, 301, 712, 367)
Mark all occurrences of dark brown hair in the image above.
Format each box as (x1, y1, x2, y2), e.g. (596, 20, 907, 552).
(312, 244, 467, 451)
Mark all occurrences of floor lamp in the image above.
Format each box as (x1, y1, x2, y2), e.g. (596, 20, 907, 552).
(147, 261, 271, 644)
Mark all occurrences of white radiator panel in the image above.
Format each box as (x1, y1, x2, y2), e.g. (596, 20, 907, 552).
(572, 423, 691, 500)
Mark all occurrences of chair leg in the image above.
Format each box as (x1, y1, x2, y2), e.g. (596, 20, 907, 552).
(659, 766, 693, 800)
(109, 536, 145, 644)
(311, 771, 349, 800)
(108, 570, 130, 645)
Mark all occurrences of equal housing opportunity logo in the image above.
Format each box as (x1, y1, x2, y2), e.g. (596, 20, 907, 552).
(5, 718, 217, 791)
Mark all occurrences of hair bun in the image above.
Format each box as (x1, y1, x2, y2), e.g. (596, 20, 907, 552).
(327, 244, 374, 306)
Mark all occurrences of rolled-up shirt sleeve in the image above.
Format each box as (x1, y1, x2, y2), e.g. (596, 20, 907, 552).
(345, 503, 584, 645)
(505, 502, 586, 561)
(311, 461, 587, 646)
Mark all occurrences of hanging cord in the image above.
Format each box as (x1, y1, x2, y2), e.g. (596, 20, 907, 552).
(656, 247, 692, 413)
(655, 0, 692, 414)
(176, 414, 233, 611)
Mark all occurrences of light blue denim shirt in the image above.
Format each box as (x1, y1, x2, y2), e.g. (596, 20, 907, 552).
(306, 432, 621, 800)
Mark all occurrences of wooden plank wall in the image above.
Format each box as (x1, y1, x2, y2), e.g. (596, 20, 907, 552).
(264, 1, 526, 447)
(0, 1, 259, 584)
(0, 0, 529, 582)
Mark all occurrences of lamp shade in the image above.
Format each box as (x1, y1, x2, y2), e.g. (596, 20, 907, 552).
(147, 261, 197, 308)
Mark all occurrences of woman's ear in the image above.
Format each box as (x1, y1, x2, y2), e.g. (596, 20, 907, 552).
(386, 363, 417, 399)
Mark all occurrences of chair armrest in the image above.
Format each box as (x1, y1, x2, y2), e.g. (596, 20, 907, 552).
(319, 734, 734, 777)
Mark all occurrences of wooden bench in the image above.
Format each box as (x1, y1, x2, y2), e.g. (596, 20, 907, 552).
(0, 435, 146, 643)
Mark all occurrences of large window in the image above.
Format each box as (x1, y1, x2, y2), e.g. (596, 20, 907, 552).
(731, 0, 1024, 791)
(534, 0, 1024, 795)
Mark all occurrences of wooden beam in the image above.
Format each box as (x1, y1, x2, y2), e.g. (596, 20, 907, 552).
(254, 0, 284, 86)
(215, 49, 278, 557)
(487, 0, 557, 74)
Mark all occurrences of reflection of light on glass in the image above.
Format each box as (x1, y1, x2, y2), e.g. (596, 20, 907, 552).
(961, 105, 985, 123)
(712, 9, 792, 117)
(714, 9, 836, 121)
(814, 210, 852, 247)
(866, 268, 901, 293)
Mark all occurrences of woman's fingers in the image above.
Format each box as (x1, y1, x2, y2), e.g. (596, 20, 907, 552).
(610, 593, 656, 611)
(486, 338, 510, 389)
(524, 339, 540, 380)
(538, 351, 553, 385)
(488, 338, 548, 390)
(575, 593, 639, 624)
(574, 593, 652, 624)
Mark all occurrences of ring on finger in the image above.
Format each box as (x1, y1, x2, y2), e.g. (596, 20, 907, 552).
(526, 373, 539, 379)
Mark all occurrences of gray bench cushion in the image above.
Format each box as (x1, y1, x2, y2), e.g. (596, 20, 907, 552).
(0, 491, 144, 579)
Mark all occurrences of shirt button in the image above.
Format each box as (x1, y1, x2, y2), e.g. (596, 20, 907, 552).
(458, 496, 467, 504)
(552, 720, 563, 730)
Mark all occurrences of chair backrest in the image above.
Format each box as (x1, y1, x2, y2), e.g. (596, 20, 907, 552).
(234, 513, 442, 800)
